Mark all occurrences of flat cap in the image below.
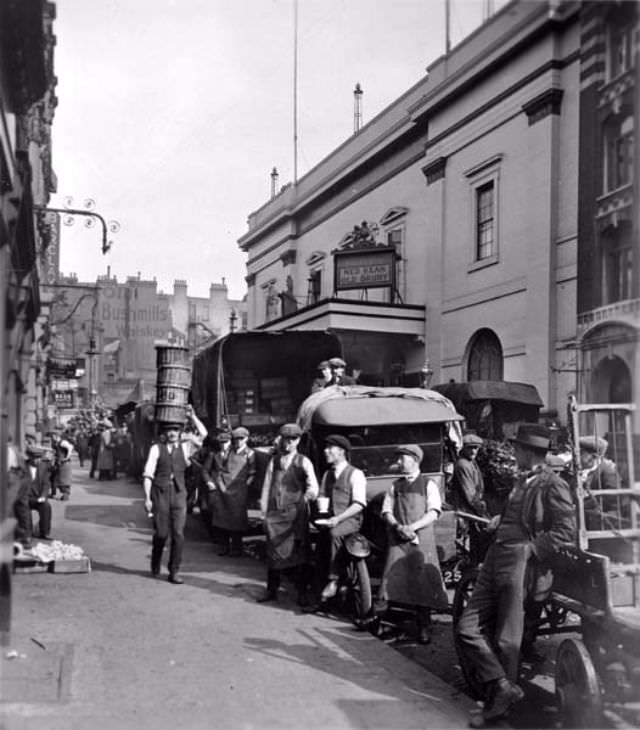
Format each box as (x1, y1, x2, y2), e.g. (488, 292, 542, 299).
(317, 360, 330, 370)
(279, 423, 302, 438)
(329, 357, 346, 368)
(462, 433, 483, 447)
(579, 436, 608, 455)
(511, 423, 551, 452)
(325, 433, 351, 452)
(216, 431, 232, 442)
(394, 444, 424, 462)
(231, 426, 249, 439)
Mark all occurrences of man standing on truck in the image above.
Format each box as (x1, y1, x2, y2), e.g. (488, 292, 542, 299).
(455, 424, 575, 724)
(327, 358, 356, 386)
(258, 423, 319, 604)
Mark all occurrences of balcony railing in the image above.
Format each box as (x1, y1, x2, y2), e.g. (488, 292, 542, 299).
(577, 297, 640, 335)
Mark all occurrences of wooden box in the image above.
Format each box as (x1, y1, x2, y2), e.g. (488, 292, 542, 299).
(49, 557, 91, 574)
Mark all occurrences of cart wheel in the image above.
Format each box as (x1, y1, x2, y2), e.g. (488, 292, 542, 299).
(451, 567, 484, 699)
(555, 638, 603, 729)
(346, 558, 373, 629)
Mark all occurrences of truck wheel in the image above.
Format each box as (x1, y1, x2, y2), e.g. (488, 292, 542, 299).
(347, 558, 372, 629)
(555, 638, 603, 728)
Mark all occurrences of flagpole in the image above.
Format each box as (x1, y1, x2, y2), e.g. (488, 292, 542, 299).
(293, 0, 299, 185)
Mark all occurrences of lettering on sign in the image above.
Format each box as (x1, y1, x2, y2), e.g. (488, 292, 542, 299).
(334, 248, 395, 291)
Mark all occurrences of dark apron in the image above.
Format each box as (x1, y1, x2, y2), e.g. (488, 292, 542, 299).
(264, 456, 308, 570)
(210, 449, 252, 532)
(379, 476, 449, 610)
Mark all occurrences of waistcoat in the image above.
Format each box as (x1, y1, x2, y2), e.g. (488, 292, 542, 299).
(154, 443, 187, 491)
(324, 464, 357, 516)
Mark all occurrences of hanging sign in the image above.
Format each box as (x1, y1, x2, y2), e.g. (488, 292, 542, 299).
(334, 246, 396, 292)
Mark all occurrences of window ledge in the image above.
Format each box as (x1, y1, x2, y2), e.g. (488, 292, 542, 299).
(467, 255, 499, 273)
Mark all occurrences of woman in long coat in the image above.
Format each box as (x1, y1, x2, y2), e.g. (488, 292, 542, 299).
(378, 444, 449, 644)
(96, 423, 115, 480)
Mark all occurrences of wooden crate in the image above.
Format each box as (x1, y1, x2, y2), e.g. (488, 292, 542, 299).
(49, 557, 91, 574)
(13, 558, 51, 574)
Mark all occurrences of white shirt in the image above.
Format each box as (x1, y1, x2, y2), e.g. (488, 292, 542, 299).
(320, 460, 367, 507)
(143, 441, 197, 481)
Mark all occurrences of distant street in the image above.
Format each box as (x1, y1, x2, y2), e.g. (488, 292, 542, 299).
(2, 462, 475, 730)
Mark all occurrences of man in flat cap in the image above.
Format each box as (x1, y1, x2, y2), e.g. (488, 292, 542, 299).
(451, 433, 491, 564)
(327, 357, 356, 386)
(21, 442, 54, 541)
(258, 423, 319, 603)
(143, 407, 207, 584)
(206, 426, 256, 557)
(312, 434, 367, 605)
(310, 361, 333, 394)
(579, 435, 619, 531)
(456, 424, 576, 723)
(378, 444, 448, 643)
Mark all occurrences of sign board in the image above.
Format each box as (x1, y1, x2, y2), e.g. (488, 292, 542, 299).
(334, 246, 396, 292)
(52, 390, 74, 409)
(48, 357, 77, 379)
(43, 212, 60, 285)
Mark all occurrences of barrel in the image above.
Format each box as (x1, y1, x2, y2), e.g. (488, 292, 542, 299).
(155, 345, 191, 424)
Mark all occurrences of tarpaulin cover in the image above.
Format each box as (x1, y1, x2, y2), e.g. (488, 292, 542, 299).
(191, 330, 342, 427)
(297, 385, 463, 448)
(432, 381, 543, 408)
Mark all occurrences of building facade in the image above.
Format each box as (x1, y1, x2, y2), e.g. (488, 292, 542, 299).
(239, 0, 591, 424)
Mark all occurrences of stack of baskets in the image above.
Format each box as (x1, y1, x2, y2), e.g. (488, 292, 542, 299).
(154, 345, 190, 425)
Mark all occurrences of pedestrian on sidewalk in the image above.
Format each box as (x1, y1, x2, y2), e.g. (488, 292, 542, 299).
(143, 407, 207, 584)
(22, 443, 53, 540)
(207, 426, 256, 557)
(455, 424, 576, 724)
(257, 423, 318, 604)
(376, 444, 449, 644)
(50, 429, 73, 500)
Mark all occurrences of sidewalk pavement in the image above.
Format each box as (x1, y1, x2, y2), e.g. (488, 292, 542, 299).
(1, 463, 477, 730)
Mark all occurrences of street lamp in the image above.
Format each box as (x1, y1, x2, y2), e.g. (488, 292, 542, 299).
(35, 197, 120, 254)
(421, 359, 434, 389)
(229, 309, 238, 333)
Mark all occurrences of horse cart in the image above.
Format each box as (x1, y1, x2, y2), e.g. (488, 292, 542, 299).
(453, 397, 640, 728)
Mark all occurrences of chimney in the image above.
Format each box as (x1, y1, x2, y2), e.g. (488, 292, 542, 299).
(270, 167, 279, 199)
(106, 265, 111, 278)
(354, 83, 363, 134)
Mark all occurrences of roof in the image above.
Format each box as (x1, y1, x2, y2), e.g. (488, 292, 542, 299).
(432, 381, 544, 407)
(297, 386, 463, 430)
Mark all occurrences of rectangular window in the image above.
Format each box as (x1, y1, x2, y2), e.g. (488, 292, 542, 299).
(608, 246, 633, 303)
(308, 269, 322, 305)
(387, 229, 402, 248)
(476, 182, 494, 261)
(615, 132, 634, 188)
(610, 25, 632, 79)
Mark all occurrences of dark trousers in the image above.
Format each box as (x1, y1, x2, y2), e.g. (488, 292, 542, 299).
(326, 520, 360, 580)
(266, 564, 312, 597)
(455, 541, 532, 685)
(28, 499, 52, 537)
(150, 481, 187, 576)
(12, 493, 32, 544)
(219, 529, 243, 553)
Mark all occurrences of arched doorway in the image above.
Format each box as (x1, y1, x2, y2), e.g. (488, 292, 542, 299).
(591, 355, 632, 403)
(466, 328, 503, 381)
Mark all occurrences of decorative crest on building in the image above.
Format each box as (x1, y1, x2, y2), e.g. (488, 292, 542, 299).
(338, 220, 383, 250)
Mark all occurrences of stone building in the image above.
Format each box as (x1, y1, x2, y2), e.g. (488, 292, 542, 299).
(238, 0, 638, 433)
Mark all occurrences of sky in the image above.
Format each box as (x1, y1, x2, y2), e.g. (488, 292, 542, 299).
(51, 0, 506, 301)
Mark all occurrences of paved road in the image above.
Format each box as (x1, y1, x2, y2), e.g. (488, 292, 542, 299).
(2, 464, 475, 730)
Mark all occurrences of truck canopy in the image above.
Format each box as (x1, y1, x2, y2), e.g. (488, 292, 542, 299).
(432, 380, 543, 408)
(191, 330, 342, 431)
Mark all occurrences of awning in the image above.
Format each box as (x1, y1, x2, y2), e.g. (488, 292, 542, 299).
(432, 381, 544, 408)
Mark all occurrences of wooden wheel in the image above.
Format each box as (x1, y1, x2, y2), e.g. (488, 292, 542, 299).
(555, 638, 603, 728)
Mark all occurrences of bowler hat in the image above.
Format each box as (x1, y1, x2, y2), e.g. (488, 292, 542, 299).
(394, 444, 424, 463)
(325, 434, 351, 452)
(231, 426, 249, 439)
(511, 424, 551, 452)
(462, 433, 483, 447)
(329, 357, 346, 368)
(279, 423, 302, 438)
(579, 436, 608, 456)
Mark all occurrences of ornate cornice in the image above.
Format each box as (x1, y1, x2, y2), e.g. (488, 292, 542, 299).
(522, 88, 564, 125)
(421, 157, 447, 185)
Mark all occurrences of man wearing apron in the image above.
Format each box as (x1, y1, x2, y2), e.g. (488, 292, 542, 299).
(258, 423, 319, 604)
(207, 426, 256, 557)
(378, 444, 448, 644)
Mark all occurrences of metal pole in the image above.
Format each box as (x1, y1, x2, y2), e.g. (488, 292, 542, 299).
(293, 0, 299, 184)
(445, 0, 451, 54)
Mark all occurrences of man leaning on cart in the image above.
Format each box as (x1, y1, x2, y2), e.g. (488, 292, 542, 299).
(455, 423, 576, 724)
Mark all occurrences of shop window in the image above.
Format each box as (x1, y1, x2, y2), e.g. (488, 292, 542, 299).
(467, 328, 503, 381)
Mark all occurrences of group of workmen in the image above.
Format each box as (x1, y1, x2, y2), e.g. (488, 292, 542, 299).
(139, 397, 615, 726)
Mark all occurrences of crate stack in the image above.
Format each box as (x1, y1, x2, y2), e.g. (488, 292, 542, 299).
(228, 369, 259, 426)
(260, 376, 295, 422)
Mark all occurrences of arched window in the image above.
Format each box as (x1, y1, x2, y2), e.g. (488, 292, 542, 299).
(467, 329, 503, 381)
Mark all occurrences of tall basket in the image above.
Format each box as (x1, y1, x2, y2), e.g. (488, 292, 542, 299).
(154, 345, 190, 425)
